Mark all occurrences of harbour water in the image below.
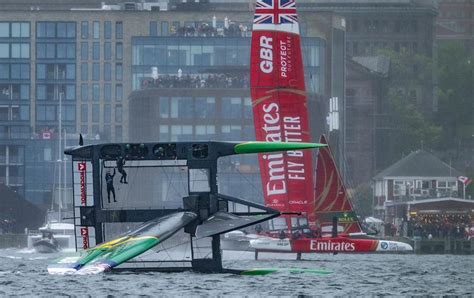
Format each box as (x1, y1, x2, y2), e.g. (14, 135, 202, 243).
(0, 249, 472, 296)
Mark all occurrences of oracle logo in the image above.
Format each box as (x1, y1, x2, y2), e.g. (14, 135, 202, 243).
(259, 36, 273, 73)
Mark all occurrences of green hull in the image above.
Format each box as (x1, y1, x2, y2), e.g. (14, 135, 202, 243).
(234, 141, 326, 154)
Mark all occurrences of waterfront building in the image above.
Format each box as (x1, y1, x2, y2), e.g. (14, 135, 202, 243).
(372, 150, 467, 222)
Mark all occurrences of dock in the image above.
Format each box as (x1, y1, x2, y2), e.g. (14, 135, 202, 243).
(413, 237, 474, 254)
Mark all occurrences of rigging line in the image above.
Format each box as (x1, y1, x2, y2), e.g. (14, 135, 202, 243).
(123, 159, 140, 203)
(234, 165, 263, 198)
(225, 238, 257, 268)
(159, 165, 179, 205)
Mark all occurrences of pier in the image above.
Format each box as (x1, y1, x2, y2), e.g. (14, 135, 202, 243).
(413, 237, 474, 254)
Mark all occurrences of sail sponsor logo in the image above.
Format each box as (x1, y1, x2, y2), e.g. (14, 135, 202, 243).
(279, 36, 293, 78)
(289, 200, 307, 205)
(310, 240, 356, 252)
(78, 162, 87, 206)
(80, 227, 89, 249)
(261, 102, 306, 197)
(259, 36, 273, 73)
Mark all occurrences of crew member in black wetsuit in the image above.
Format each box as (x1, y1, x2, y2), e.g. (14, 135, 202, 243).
(116, 156, 128, 184)
(105, 169, 116, 203)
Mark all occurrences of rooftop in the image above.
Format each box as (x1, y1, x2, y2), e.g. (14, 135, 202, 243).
(373, 150, 462, 179)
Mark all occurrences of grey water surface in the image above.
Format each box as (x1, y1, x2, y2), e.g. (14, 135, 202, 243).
(0, 249, 472, 296)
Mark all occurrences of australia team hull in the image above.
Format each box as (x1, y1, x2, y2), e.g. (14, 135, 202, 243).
(250, 237, 413, 253)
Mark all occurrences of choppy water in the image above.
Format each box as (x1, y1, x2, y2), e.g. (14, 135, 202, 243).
(0, 249, 472, 296)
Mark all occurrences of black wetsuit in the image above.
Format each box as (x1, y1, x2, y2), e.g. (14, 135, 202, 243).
(105, 169, 116, 203)
(117, 157, 127, 184)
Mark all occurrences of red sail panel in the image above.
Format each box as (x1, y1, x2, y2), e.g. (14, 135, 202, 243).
(313, 135, 363, 234)
(250, 0, 314, 219)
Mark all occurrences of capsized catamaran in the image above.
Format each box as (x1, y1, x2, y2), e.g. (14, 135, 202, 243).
(249, 0, 412, 253)
(48, 140, 332, 275)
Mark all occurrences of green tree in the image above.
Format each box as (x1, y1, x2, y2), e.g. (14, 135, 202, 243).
(376, 49, 442, 165)
(351, 184, 373, 218)
(386, 89, 442, 158)
(435, 41, 473, 155)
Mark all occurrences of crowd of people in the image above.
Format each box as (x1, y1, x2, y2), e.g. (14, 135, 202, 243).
(142, 73, 249, 89)
(170, 22, 250, 38)
(407, 213, 473, 239)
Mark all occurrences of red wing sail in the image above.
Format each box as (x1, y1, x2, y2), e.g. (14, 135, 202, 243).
(313, 135, 363, 234)
(250, 0, 314, 222)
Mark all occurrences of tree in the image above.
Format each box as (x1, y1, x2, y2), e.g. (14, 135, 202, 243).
(376, 48, 442, 165)
(351, 184, 373, 218)
(435, 41, 473, 161)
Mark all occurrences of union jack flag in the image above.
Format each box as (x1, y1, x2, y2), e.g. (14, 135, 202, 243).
(254, 0, 298, 25)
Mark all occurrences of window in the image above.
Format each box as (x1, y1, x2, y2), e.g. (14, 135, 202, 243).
(0, 43, 8, 58)
(159, 125, 169, 140)
(57, 43, 67, 58)
(115, 22, 123, 39)
(115, 63, 122, 81)
(36, 105, 56, 121)
(195, 97, 215, 118)
(195, 125, 215, 140)
(92, 42, 100, 60)
(65, 64, 75, 80)
(11, 23, 30, 38)
(81, 104, 88, 122)
(160, 97, 169, 118)
(115, 84, 123, 101)
(66, 85, 75, 100)
(20, 85, 29, 100)
(92, 104, 99, 122)
(81, 63, 88, 81)
(104, 63, 111, 81)
(104, 83, 111, 101)
(104, 21, 111, 39)
(11, 44, 30, 59)
(36, 85, 46, 100)
(65, 43, 75, 59)
(104, 42, 111, 60)
(170, 97, 192, 118)
(171, 125, 193, 141)
(46, 22, 55, 38)
(93, 21, 100, 39)
(11, 64, 30, 80)
(81, 21, 88, 39)
(81, 42, 88, 60)
(115, 105, 122, 122)
(104, 104, 111, 123)
(64, 105, 75, 121)
(81, 83, 88, 101)
(220, 125, 242, 141)
(243, 97, 252, 118)
(57, 22, 67, 38)
(149, 21, 157, 36)
(161, 21, 169, 36)
(115, 43, 123, 60)
(19, 105, 29, 120)
(115, 125, 122, 141)
(92, 63, 100, 81)
(36, 22, 45, 38)
(92, 84, 99, 101)
(0, 23, 9, 37)
(221, 97, 242, 118)
(0, 64, 8, 79)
